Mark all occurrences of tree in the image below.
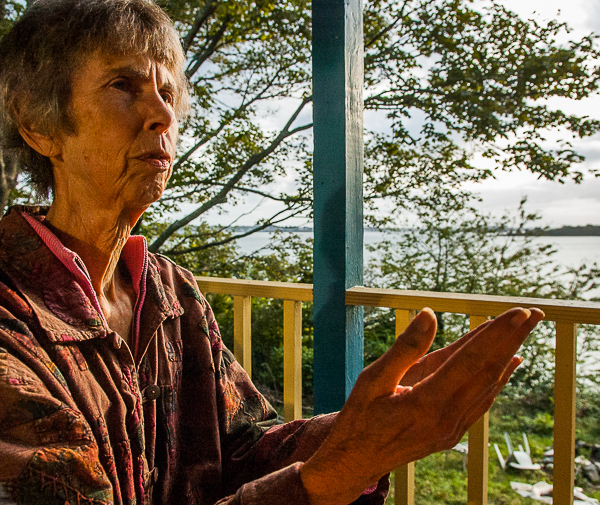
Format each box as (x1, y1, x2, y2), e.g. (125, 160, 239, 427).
(155, 0, 600, 257)
(5, 0, 599, 258)
(363, 200, 600, 411)
(0, 0, 28, 211)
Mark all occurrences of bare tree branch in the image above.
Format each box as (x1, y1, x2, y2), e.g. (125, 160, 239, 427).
(203, 182, 312, 203)
(182, 0, 220, 53)
(165, 207, 305, 256)
(149, 96, 313, 253)
(175, 64, 294, 170)
(168, 197, 268, 250)
(364, 0, 410, 49)
(185, 16, 230, 80)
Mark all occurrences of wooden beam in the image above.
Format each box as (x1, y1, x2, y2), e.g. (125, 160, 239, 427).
(346, 286, 600, 324)
(553, 322, 577, 505)
(233, 296, 252, 377)
(284, 300, 303, 422)
(468, 315, 490, 505)
(195, 277, 600, 325)
(394, 465, 415, 505)
(196, 276, 313, 302)
(312, 0, 364, 413)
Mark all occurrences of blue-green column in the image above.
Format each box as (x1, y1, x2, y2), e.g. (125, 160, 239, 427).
(312, 0, 364, 414)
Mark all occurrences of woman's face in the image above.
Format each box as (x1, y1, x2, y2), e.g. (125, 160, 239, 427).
(51, 51, 179, 214)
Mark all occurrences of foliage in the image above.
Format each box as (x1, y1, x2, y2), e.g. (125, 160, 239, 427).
(0, 1, 25, 39)
(148, 0, 600, 249)
(366, 199, 599, 299)
(384, 403, 600, 505)
(364, 200, 600, 412)
(4, 0, 599, 246)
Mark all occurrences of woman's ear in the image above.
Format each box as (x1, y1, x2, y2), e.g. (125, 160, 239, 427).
(18, 125, 62, 158)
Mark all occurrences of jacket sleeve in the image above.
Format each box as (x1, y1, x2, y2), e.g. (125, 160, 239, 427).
(0, 302, 113, 505)
(216, 401, 390, 505)
(203, 300, 390, 505)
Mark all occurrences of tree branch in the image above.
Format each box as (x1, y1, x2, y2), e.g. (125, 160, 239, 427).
(149, 96, 313, 253)
(185, 16, 230, 79)
(165, 207, 305, 256)
(182, 0, 220, 53)
(169, 199, 272, 249)
(364, 0, 410, 49)
(211, 183, 311, 203)
(175, 63, 296, 170)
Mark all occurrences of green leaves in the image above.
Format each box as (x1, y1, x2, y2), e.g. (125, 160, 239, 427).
(363, 0, 600, 206)
(3, 0, 600, 258)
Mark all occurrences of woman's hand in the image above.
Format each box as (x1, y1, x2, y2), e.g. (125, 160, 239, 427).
(300, 307, 544, 505)
(400, 315, 493, 387)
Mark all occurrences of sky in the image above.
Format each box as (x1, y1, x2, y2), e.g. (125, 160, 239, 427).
(468, 0, 600, 227)
(203, 0, 600, 229)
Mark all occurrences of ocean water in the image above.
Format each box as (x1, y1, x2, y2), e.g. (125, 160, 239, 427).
(236, 231, 600, 272)
(236, 231, 600, 368)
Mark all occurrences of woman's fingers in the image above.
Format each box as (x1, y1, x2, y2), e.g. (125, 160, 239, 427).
(409, 308, 544, 436)
(422, 308, 543, 396)
(400, 321, 490, 386)
(400, 309, 533, 387)
(450, 355, 524, 440)
(359, 308, 437, 397)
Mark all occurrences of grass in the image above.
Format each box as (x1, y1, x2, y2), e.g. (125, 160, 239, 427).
(262, 383, 600, 504)
(385, 399, 600, 504)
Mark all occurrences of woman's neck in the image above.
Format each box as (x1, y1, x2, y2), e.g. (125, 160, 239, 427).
(44, 200, 140, 297)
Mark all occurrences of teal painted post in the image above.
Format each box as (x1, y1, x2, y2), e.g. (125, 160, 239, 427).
(312, 0, 364, 414)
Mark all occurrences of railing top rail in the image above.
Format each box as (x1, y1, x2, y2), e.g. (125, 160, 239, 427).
(194, 276, 600, 325)
(346, 286, 600, 325)
(195, 276, 313, 302)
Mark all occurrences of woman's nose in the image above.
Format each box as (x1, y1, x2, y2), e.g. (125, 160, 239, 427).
(142, 90, 177, 134)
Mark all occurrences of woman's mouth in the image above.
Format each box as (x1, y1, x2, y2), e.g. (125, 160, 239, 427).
(138, 152, 172, 170)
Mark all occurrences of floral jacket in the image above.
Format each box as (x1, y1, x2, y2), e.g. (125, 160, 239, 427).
(0, 207, 389, 505)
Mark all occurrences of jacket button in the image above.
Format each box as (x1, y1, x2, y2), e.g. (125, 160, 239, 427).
(143, 385, 161, 401)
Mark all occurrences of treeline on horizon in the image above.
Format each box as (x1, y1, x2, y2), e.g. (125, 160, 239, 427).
(531, 224, 600, 236)
(234, 224, 600, 236)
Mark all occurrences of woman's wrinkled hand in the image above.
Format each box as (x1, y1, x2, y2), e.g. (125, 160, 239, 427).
(300, 307, 544, 505)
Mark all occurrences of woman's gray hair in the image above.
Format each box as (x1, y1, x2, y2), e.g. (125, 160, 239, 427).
(0, 0, 188, 199)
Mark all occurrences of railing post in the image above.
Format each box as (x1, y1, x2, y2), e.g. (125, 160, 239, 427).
(233, 296, 252, 377)
(284, 300, 303, 422)
(553, 322, 577, 505)
(312, 0, 364, 413)
(394, 309, 416, 505)
(468, 315, 490, 505)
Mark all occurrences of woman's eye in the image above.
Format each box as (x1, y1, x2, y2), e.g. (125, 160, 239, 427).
(110, 79, 131, 91)
(160, 91, 174, 104)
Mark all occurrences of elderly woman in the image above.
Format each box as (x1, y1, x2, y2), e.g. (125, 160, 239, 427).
(0, 0, 543, 504)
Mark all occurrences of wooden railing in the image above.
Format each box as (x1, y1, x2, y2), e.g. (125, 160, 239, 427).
(195, 276, 600, 505)
(196, 277, 312, 422)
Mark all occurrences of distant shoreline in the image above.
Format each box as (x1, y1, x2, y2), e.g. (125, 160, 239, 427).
(532, 225, 600, 237)
(233, 225, 600, 237)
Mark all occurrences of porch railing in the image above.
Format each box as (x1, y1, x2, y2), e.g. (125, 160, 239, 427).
(195, 275, 600, 505)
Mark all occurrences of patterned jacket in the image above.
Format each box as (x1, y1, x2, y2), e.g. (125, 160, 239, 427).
(0, 207, 389, 505)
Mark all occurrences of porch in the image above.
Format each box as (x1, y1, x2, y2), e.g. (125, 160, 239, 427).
(191, 0, 600, 503)
(196, 275, 600, 505)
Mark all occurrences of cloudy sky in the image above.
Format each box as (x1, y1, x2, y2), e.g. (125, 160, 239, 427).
(471, 0, 600, 227)
(204, 0, 600, 229)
